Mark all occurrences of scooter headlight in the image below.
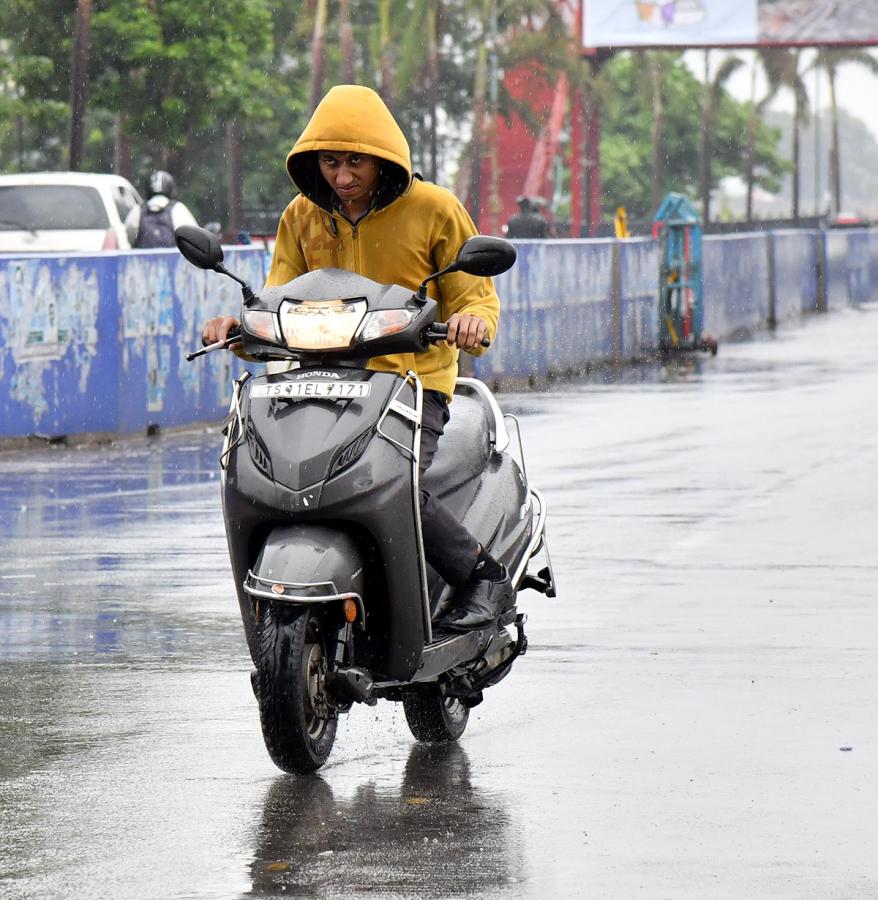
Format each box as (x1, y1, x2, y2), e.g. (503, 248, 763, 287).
(279, 299, 367, 351)
(356, 308, 416, 342)
(242, 309, 281, 344)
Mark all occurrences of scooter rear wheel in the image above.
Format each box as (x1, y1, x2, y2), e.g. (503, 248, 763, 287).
(256, 603, 338, 773)
(403, 692, 469, 742)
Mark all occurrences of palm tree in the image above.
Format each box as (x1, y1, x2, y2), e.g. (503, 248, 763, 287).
(745, 48, 787, 221)
(785, 50, 810, 221)
(69, 0, 92, 170)
(643, 51, 669, 213)
(227, 119, 242, 235)
(425, 3, 439, 181)
(810, 48, 878, 215)
(699, 50, 743, 226)
(745, 47, 811, 221)
(377, 0, 395, 111)
(467, 0, 493, 225)
(308, 0, 329, 115)
(339, 0, 355, 84)
(392, 0, 441, 179)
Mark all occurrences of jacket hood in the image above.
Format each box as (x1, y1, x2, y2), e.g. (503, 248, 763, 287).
(286, 85, 412, 213)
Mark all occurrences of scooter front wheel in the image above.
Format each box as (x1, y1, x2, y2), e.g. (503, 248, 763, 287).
(256, 602, 338, 773)
(403, 692, 469, 743)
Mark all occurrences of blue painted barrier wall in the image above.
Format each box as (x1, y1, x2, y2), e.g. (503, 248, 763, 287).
(701, 234, 770, 338)
(476, 239, 615, 380)
(2, 228, 877, 440)
(770, 230, 819, 322)
(618, 238, 660, 358)
(0, 248, 266, 439)
(825, 231, 849, 311)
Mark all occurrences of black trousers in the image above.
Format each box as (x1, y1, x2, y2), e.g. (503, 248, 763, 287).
(419, 390, 481, 586)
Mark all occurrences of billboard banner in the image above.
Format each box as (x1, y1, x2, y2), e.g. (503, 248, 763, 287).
(583, 0, 878, 49)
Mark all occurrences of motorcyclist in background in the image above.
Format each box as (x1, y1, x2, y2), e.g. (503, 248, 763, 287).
(126, 170, 198, 249)
(201, 84, 513, 632)
(505, 195, 551, 239)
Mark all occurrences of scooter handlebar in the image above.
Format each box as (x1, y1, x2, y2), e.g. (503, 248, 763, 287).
(186, 326, 242, 362)
(424, 322, 490, 349)
(188, 322, 489, 362)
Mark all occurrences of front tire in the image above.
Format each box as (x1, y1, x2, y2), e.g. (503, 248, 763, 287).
(403, 692, 469, 742)
(256, 603, 338, 773)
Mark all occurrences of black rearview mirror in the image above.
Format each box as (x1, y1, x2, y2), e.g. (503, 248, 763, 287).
(453, 236, 517, 278)
(415, 234, 517, 299)
(175, 225, 224, 271)
(175, 224, 258, 306)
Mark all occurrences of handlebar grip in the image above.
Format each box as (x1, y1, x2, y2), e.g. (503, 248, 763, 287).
(201, 325, 241, 347)
(425, 322, 491, 348)
(188, 325, 242, 362)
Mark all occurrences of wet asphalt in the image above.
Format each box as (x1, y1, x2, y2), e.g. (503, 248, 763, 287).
(2, 304, 878, 899)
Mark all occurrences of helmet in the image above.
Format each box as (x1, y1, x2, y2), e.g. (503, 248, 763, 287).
(147, 170, 175, 198)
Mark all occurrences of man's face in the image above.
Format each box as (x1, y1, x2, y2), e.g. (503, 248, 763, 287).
(317, 151, 381, 206)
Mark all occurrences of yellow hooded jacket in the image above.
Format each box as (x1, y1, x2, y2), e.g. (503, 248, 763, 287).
(265, 85, 500, 400)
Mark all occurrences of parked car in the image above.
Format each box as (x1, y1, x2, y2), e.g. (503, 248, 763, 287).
(0, 172, 143, 253)
(829, 211, 870, 229)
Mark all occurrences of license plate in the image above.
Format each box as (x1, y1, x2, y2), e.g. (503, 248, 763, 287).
(250, 381, 372, 400)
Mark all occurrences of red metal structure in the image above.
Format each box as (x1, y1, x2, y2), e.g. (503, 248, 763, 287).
(475, 0, 598, 237)
(476, 0, 878, 238)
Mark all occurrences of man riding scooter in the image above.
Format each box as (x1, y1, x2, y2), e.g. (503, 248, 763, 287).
(202, 84, 511, 632)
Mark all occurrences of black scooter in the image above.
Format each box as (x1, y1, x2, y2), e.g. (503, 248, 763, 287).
(176, 225, 555, 774)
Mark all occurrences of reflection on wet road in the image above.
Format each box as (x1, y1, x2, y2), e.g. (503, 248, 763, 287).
(3, 305, 878, 898)
(249, 744, 521, 898)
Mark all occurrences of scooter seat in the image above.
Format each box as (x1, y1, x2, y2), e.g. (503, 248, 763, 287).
(423, 394, 492, 493)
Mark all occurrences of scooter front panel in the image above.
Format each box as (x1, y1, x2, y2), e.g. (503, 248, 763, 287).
(222, 368, 429, 680)
(240, 368, 399, 493)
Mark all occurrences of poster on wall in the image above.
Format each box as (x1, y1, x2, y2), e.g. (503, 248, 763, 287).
(583, 0, 878, 49)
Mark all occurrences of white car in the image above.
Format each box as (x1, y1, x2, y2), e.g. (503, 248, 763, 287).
(0, 172, 143, 253)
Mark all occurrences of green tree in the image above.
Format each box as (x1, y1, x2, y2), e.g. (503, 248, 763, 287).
(308, 0, 330, 115)
(700, 50, 743, 225)
(745, 49, 792, 220)
(810, 48, 878, 215)
(600, 52, 787, 222)
(0, 0, 74, 172)
(2, 2, 795, 234)
(89, 0, 273, 170)
(642, 51, 671, 213)
(786, 50, 810, 221)
(1, 0, 285, 227)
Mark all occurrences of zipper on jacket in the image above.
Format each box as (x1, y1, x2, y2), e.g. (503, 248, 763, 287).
(351, 221, 361, 271)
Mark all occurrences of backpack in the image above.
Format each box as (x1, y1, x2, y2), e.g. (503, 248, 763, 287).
(135, 201, 177, 248)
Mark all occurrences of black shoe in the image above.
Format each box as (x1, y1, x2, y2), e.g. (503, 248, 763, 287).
(430, 594, 454, 625)
(438, 569, 514, 632)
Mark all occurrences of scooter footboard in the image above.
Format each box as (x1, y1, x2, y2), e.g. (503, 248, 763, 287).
(245, 524, 366, 610)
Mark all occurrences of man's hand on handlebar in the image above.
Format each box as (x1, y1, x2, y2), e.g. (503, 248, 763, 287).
(445, 313, 488, 351)
(202, 315, 241, 351)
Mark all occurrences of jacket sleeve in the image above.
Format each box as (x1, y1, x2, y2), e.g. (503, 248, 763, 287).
(124, 207, 140, 247)
(265, 202, 309, 287)
(171, 203, 198, 229)
(430, 198, 500, 357)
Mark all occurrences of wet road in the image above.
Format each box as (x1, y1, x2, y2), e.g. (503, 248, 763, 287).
(2, 304, 878, 899)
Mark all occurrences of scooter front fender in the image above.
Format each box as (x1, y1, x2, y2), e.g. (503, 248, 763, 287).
(239, 524, 365, 655)
(248, 523, 365, 600)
